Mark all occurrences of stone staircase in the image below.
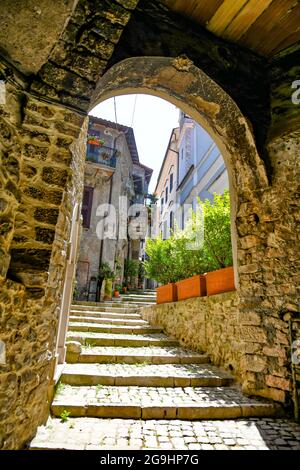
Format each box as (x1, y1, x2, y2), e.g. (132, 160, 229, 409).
(30, 296, 281, 449)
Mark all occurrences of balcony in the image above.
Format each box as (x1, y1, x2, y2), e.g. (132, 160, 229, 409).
(86, 144, 117, 169)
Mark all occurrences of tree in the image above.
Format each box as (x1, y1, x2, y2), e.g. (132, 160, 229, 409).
(124, 259, 139, 287)
(144, 190, 232, 285)
(202, 190, 232, 269)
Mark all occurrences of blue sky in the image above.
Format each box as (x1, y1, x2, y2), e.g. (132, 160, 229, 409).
(90, 94, 180, 193)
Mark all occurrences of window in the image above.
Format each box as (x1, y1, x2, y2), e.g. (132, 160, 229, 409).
(170, 173, 173, 192)
(160, 197, 164, 213)
(170, 211, 174, 231)
(165, 187, 168, 203)
(181, 210, 185, 230)
(82, 186, 94, 228)
(163, 220, 168, 240)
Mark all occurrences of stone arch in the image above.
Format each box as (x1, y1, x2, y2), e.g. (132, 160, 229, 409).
(90, 56, 270, 286)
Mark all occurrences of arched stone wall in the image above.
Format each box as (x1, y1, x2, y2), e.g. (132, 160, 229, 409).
(91, 56, 270, 289)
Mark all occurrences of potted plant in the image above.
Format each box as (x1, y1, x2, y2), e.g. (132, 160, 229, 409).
(176, 274, 206, 301)
(98, 262, 115, 301)
(201, 191, 235, 295)
(124, 259, 139, 290)
(87, 134, 105, 146)
(144, 237, 179, 304)
(113, 284, 122, 297)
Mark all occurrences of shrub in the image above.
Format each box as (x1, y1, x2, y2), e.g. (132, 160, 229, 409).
(144, 190, 232, 284)
(124, 259, 139, 286)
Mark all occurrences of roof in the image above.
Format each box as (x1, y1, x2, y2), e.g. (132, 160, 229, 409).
(89, 115, 153, 186)
(161, 0, 300, 57)
(88, 115, 140, 164)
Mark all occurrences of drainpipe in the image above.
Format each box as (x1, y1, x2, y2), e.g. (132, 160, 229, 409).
(282, 307, 300, 422)
(96, 130, 124, 301)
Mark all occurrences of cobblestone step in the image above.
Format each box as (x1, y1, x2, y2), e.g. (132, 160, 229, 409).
(60, 363, 234, 387)
(50, 385, 279, 420)
(30, 417, 300, 450)
(67, 346, 209, 365)
(70, 310, 142, 320)
(71, 305, 139, 314)
(68, 322, 162, 335)
(66, 331, 179, 348)
(69, 315, 148, 326)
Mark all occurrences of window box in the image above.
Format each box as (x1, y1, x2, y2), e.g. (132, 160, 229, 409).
(175, 275, 206, 301)
(156, 283, 177, 304)
(205, 266, 235, 296)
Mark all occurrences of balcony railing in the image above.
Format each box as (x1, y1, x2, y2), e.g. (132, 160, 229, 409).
(86, 144, 117, 169)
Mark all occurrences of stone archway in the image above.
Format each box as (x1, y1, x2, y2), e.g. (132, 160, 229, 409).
(0, 52, 299, 449)
(90, 56, 270, 289)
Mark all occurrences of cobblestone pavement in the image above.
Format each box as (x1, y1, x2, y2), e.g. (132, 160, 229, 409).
(30, 300, 300, 450)
(53, 385, 275, 407)
(30, 417, 300, 450)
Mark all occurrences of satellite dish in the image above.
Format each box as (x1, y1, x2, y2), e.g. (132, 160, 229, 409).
(104, 129, 112, 136)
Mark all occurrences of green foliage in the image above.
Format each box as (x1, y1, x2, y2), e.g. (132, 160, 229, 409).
(98, 262, 115, 280)
(124, 259, 139, 286)
(202, 190, 232, 269)
(104, 278, 113, 298)
(144, 190, 232, 284)
(60, 410, 71, 422)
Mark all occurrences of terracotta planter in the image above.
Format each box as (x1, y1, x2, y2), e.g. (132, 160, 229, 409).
(176, 275, 206, 301)
(156, 283, 177, 304)
(122, 287, 127, 293)
(205, 266, 235, 296)
(88, 140, 100, 146)
(113, 290, 120, 297)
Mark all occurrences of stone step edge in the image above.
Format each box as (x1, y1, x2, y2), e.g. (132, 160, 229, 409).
(69, 316, 147, 324)
(66, 352, 210, 365)
(66, 337, 179, 347)
(59, 373, 233, 387)
(51, 402, 280, 420)
(70, 311, 141, 317)
(68, 325, 162, 334)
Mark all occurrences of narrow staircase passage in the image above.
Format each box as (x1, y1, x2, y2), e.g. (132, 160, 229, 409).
(30, 292, 300, 450)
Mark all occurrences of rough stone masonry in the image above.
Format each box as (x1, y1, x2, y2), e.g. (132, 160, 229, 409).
(0, 0, 299, 449)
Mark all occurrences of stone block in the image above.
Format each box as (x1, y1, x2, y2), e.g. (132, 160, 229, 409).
(239, 311, 261, 325)
(240, 235, 261, 249)
(255, 387, 286, 403)
(66, 341, 82, 354)
(240, 326, 267, 343)
(265, 375, 291, 391)
(42, 167, 68, 187)
(242, 354, 267, 372)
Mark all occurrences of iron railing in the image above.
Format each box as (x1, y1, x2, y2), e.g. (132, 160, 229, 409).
(86, 144, 117, 169)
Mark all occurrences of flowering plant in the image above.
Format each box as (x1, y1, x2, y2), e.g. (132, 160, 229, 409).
(87, 134, 105, 146)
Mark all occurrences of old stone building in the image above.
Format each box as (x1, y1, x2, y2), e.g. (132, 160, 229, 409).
(153, 110, 229, 239)
(75, 116, 152, 301)
(0, 0, 299, 449)
(153, 127, 179, 239)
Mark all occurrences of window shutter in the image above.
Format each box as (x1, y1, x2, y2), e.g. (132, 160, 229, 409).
(82, 186, 94, 228)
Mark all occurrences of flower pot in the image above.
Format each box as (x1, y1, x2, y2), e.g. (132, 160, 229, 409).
(113, 290, 120, 297)
(176, 275, 206, 301)
(205, 266, 235, 296)
(156, 283, 177, 304)
(122, 287, 127, 293)
(88, 140, 100, 146)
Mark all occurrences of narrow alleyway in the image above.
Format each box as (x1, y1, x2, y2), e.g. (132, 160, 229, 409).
(30, 293, 300, 450)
